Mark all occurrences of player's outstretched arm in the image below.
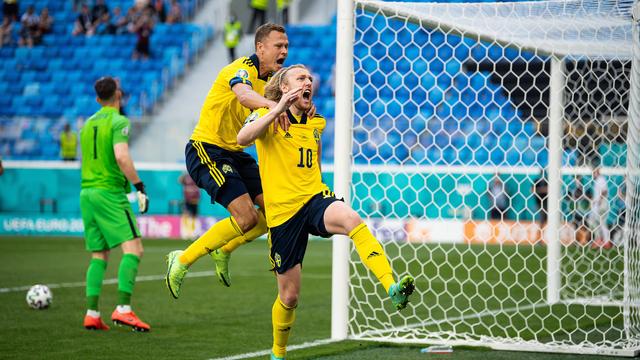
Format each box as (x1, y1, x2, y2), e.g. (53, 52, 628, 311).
(232, 83, 276, 110)
(237, 88, 302, 146)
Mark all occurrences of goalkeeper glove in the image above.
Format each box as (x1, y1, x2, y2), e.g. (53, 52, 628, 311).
(134, 182, 149, 214)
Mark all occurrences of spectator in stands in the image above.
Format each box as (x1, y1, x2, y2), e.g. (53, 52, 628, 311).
(248, 0, 268, 33)
(488, 174, 509, 220)
(166, 0, 181, 24)
(132, 8, 154, 60)
(91, 0, 109, 23)
(224, 14, 242, 62)
(126, 0, 146, 34)
(2, 0, 18, 23)
(533, 170, 548, 226)
(94, 11, 116, 35)
(59, 123, 78, 161)
(277, 0, 290, 26)
(179, 172, 200, 239)
(73, 0, 86, 13)
(154, 0, 166, 23)
(18, 5, 39, 48)
(0, 17, 13, 47)
(38, 7, 53, 36)
(589, 166, 611, 248)
(73, 4, 94, 36)
(112, 6, 129, 35)
(569, 176, 591, 245)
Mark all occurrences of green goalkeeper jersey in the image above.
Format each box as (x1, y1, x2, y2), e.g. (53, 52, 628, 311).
(80, 106, 131, 192)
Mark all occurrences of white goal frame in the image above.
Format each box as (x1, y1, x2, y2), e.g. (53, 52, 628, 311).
(331, 0, 640, 356)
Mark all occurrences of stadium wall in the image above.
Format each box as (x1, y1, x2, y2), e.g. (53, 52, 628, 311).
(0, 162, 623, 240)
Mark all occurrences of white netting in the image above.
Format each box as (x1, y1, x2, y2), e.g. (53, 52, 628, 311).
(343, 0, 640, 355)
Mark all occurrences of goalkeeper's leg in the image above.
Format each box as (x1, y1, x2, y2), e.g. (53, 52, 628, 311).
(113, 238, 150, 332)
(84, 252, 110, 330)
(323, 201, 415, 311)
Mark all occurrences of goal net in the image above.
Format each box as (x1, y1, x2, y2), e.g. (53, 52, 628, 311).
(332, 0, 640, 356)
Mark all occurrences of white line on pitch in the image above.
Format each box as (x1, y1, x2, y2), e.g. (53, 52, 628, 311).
(0, 271, 215, 294)
(0, 271, 331, 294)
(206, 338, 337, 360)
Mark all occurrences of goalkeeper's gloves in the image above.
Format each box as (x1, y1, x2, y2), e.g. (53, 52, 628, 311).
(134, 182, 149, 214)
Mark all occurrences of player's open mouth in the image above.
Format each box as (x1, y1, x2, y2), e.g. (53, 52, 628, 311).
(276, 58, 285, 65)
(302, 89, 311, 100)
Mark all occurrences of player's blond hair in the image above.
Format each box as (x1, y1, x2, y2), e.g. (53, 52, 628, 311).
(264, 64, 307, 102)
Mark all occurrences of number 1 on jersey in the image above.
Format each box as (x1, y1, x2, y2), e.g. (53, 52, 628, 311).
(92, 126, 98, 159)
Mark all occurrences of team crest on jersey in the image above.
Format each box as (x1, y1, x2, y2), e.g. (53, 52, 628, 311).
(313, 129, 320, 143)
(244, 112, 259, 125)
(222, 164, 233, 174)
(122, 126, 129, 136)
(275, 253, 281, 267)
(235, 69, 249, 79)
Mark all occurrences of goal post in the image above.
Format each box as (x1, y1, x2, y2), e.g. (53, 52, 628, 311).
(333, 0, 640, 355)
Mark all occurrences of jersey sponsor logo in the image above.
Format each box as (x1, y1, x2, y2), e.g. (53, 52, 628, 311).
(283, 131, 293, 139)
(275, 253, 281, 267)
(222, 164, 233, 174)
(313, 128, 320, 143)
(244, 112, 259, 125)
(122, 126, 129, 136)
(235, 69, 249, 79)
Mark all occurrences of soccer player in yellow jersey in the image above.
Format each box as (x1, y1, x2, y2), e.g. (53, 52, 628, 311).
(237, 65, 415, 360)
(165, 23, 295, 298)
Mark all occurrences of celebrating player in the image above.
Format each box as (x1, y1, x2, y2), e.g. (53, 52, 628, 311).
(236, 65, 415, 360)
(80, 77, 151, 332)
(165, 23, 306, 297)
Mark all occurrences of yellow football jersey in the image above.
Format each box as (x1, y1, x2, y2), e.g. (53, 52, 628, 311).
(191, 54, 269, 151)
(249, 107, 330, 227)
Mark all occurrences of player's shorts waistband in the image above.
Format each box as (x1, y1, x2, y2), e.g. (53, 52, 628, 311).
(188, 139, 242, 153)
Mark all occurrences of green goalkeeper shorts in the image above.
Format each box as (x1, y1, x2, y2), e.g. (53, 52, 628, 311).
(80, 188, 141, 251)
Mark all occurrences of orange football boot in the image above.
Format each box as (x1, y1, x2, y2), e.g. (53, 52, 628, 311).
(111, 309, 151, 332)
(84, 315, 110, 330)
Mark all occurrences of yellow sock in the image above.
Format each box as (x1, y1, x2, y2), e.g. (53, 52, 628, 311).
(272, 295, 296, 358)
(349, 223, 395, 293)
(179, 217, 243, 265)
(220, 210, 267, 254)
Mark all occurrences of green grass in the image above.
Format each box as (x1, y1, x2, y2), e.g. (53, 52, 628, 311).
(0, 236, 626, 359)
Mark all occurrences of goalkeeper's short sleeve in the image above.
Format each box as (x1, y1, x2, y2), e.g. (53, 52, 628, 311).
(112, 116, 131, 145)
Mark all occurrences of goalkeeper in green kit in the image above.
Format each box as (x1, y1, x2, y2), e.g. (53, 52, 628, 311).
(79, 77, 151, 332)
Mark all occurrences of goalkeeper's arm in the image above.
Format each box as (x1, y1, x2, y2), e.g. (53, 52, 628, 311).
(114, 142, 149, 213)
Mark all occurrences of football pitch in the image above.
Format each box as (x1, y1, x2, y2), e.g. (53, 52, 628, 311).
(0, 236, 622, 360)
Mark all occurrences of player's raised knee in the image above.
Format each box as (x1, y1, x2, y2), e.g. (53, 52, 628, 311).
(235, 209, 259, 233)
(343, 209, 364, 232)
